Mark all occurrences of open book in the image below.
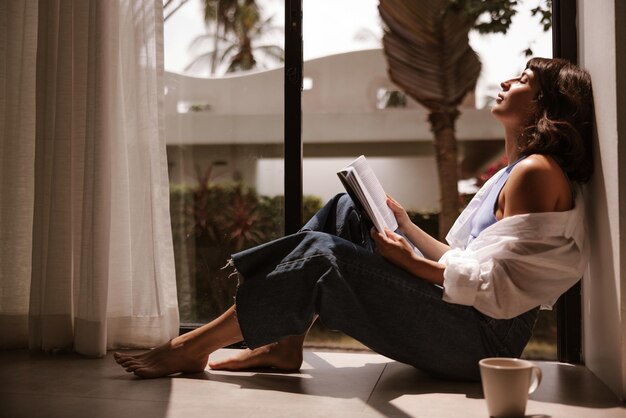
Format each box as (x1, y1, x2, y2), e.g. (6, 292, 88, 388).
(337, 155, 398, 234)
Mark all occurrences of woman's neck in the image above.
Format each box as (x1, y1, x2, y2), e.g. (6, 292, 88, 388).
(504, 125, 523, 163)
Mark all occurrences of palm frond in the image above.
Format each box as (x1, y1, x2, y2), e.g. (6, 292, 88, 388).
(164, 0, 192, 22)
(184, 52, 214, 71)
(219, 44, 238, 63)
(379, 0, 480, 111)
(254, 44, 285, 62)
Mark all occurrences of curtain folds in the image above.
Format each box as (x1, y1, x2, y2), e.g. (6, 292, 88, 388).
(0, 0, 38, 349)
(0, 0, 179, 357)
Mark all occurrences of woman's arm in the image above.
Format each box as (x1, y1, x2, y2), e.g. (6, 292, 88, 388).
(371, 228, 445, 286)
(439, 154, 579, 319)
(386, 195, 450, 261)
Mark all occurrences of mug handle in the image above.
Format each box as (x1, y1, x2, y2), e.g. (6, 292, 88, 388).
(528, 366, 543, 394)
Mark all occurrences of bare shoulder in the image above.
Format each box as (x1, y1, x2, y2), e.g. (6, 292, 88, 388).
(512, 154, 559, 184)
(501, 154, 572, 217)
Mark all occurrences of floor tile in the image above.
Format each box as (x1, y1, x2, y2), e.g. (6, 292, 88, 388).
(1, 349, 625, 418)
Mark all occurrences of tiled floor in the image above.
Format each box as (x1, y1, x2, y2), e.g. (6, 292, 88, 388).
(0, 348, 624, 418)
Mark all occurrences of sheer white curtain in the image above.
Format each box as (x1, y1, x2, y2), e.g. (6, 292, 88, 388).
(0, 0, 179, 357)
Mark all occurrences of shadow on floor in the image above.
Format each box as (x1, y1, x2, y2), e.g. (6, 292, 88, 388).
(179, 351, 485, 418)
(176, 352, 625, 418)
(530, 362, 626, 409)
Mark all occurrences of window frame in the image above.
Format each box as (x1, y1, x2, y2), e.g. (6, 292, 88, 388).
(284, 0, 303, 234)
(552, 0, 582, 364)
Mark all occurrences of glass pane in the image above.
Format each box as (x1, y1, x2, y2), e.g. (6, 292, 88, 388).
(164, 0, 285, 324)
(301, 0, 556, 358)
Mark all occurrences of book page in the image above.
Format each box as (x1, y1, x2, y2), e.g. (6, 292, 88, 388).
(344, 168, 386, 233)
(345, 156, 398, 231)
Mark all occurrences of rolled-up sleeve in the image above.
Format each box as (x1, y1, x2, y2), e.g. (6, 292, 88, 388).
(438, 232, 586, 319)
(438, 184, 588, 319)
(440, 248, 482, 306)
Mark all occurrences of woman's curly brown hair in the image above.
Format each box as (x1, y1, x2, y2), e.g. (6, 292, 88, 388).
(519, 57, 594, 183)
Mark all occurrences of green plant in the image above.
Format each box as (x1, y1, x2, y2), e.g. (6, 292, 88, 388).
(170, 173, 323, 322)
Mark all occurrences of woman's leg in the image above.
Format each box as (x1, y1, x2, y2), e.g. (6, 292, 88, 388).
(210, 193, 368, 371)
(229, 230, 522, 381)
(116, 194, 364, 376)
(207, 316, 316, 371)
(114, 306, 243, 378)
(300, 193, 373, 249)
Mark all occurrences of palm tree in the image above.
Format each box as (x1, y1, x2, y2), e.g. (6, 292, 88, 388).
(205, 0, 239, 75)
(379, 0, 481, 239)
(222, 3, 284, 73)
(186, 0, 284, 75)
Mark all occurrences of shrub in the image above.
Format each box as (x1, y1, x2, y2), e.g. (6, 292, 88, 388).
(170, 182, 323, 322)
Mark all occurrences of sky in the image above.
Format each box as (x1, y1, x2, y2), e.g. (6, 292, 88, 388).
(164, 0, 551, 106)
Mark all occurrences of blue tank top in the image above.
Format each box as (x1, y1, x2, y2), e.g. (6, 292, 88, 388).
(468, 156, 527, 243)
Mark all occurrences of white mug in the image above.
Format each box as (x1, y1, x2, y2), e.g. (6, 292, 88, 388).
(479, 357, 542, 417)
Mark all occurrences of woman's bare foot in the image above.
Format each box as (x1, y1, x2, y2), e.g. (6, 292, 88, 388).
(208, 337, 304, 372)
(115, 305, 244, 378)
(114, 339, 208, 378)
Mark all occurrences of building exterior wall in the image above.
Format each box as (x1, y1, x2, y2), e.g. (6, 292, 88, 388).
(164, 48, 504, 212)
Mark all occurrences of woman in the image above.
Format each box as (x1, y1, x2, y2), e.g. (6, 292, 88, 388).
(115, 57, 594, 380)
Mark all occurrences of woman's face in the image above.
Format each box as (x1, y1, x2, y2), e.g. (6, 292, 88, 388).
(491, 69, 541, 127)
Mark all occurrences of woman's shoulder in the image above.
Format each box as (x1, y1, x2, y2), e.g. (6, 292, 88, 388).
(510, 153, 568, 179)
(503, 154, 572, 215)
(517, 153, 561, 171)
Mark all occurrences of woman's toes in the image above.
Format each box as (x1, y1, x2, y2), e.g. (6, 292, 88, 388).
(121, 358, 141, 368)
(114, 354, 127, 363)
(115, 352, 138, 364)
(126, 363, 142, 372)
(119, 357, 133, 365)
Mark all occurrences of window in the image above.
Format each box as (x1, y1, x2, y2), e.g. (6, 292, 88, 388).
(165, 0, 579, 362)
(164, 0, 286, 324)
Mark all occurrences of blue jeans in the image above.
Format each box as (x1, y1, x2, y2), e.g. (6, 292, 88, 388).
(231, 194, 537, 381)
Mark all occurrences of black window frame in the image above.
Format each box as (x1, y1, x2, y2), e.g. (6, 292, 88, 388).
(284, 0, 303, 234)
(552, 0, 582, 364)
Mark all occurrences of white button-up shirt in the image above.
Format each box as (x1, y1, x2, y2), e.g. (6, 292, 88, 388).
(439, 167, 588, 319)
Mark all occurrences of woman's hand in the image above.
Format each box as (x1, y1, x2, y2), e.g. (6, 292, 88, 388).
(385, 194, 450, 262)
(371, 227, 417, 272)
(386, 194, 412, 231)
(371, 227, 446, 286)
